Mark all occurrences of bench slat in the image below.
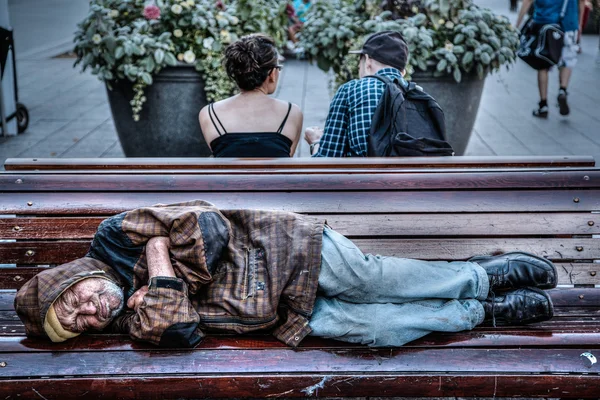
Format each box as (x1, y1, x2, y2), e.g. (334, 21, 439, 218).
(2, 170, 600, 191)
(3, 263, 599, 289)
(1, 238, 597, 265)
(1, 263, 598, 289)
(2, 328, 600, 351)
(5, 156, 595, 170)
(2, 191, 600, 214)
(2, 213, 598, 239)
(1, 374, 599, 399)
(1, 347, 598, 377)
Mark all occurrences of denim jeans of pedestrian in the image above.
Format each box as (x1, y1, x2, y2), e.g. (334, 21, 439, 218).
(308, 227, 489, 347)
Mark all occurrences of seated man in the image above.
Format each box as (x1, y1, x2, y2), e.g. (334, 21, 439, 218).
(15, 201, 557, 348)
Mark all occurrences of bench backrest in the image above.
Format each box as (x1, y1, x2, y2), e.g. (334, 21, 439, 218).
(3, 156, 596, 171)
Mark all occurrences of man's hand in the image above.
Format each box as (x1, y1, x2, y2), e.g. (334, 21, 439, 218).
(304, 126, 323, 145)
(127, 285, 149, 312)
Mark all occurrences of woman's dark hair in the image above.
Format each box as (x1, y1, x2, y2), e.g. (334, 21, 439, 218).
(224, 34, 279, 91)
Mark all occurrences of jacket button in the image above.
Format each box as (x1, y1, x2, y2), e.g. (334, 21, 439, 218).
(294, 336, 300, 341)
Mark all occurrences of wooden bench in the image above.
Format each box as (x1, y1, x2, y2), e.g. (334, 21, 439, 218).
(1, 159, 599, 399)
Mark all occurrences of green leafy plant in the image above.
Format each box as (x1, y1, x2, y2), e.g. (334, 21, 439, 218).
(300, 0, 519, 85)
(74, 0, 286, 120)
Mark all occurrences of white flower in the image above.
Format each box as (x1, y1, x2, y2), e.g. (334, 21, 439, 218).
(173, 29, 183, 38)
(109, 9, 119, 18)
(171, 4, 183, 14)
(92, 34, 102, 44)
(230, 16, 239, 24)
(444, 42, 454, 52)
(445, 21, 455, 29)
(183, 50, 196, 64)
(202, 37, 215, 49)
(187, 0, 195, 6)
(177, 53, 184, 61)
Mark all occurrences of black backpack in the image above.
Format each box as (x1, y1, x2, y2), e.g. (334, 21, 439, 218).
(366, 75, 454, 157)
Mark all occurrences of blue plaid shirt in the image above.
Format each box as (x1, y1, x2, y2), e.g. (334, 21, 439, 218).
(314, 68, 405, 157)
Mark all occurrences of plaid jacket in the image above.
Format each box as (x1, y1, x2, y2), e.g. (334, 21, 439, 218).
(314, 68, 404, 157)
(92, 200, 325, 348)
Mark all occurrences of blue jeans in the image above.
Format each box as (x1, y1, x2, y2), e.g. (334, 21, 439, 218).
(309, 227, 488, 347)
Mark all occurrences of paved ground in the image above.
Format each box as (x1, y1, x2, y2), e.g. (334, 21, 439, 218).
(0, 0, 599, 165)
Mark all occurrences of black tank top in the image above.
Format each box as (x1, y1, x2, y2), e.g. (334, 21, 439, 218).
(208, 102, 293, 158)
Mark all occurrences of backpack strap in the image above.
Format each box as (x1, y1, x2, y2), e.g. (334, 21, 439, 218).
(365, 74, 408, 135)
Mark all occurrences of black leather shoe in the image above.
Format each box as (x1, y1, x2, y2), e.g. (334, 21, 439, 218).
(482, 287, 554, 326)
(469, 252, 557, 290)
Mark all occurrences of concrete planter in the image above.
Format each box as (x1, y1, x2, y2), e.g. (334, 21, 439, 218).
(106, 65, 211, 157)
(412, 69, 486, 155)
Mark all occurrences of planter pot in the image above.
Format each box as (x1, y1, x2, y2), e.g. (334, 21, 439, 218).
(411, 69, 486, 155)
(106, 65, 211, 157)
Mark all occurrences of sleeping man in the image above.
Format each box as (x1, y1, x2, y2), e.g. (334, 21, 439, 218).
(15, 200, 556, 347)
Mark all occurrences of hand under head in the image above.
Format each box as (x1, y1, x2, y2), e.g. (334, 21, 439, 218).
(53, 277, 125, 334)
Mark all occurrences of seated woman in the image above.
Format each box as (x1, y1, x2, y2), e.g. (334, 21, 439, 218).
(199, 34, 303, 157)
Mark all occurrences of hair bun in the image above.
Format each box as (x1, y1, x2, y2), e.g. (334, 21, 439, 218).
(224, 34, 278, 91)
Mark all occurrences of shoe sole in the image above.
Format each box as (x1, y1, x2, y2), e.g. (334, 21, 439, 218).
(558, 94, 569, 115)
(470, 252, 558, 289)
(532, 111, 548, 119)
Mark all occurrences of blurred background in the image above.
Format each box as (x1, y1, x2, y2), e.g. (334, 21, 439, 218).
(0, 0, 598, 164)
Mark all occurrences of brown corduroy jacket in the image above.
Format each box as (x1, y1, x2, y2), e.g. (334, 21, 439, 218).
(87, 200, 324, 347)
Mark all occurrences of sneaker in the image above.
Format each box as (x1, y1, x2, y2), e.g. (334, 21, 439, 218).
(533, 104, 549, 118)
(557, 90, 570, 116)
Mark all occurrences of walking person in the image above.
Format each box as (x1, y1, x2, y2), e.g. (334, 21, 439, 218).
(516, 0, 587, 117)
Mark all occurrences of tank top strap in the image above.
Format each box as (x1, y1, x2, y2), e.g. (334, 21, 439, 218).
(276, 102, 293, 134)
(208, 103, 227, 136)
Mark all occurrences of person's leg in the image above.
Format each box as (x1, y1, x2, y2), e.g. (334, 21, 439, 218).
(318, 227, 490, 304)
(557, 31, 578, 116)
(309, 296, 484, 347)
(533, 69, 549, 118)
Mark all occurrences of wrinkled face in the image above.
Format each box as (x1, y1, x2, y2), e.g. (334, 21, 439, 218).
(54, 278, 124, 333)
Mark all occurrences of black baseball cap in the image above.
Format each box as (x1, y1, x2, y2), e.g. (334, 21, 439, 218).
(349, 31, 409, 71)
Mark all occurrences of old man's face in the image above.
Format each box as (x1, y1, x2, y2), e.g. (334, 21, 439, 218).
(54, 278, 124, 333)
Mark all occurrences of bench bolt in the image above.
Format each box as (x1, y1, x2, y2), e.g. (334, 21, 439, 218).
(591, 271, 597, 276)
(576, 246, 583, 252)
(0, 362, 6, 367)
(589, 221, 595, 226)
(13, 275, 23, 282)
(583, 175, 590, 180)
(579, 295, 585, 299)
(13, 226, 21, 231)
(27, 201, 33, 206)
(573, 197, 580, 203)
(25, 250, 35, 257)
(15, 179, 22, 184)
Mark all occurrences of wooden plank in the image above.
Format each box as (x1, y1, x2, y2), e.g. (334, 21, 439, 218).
(0, 374, 598, 399)
(2, 190, 599, 214)
(2, 170, 600, 191)
(5, 155, 595, 170)
(1, 238, 598, 265)
(0, 347, 598, 378)
(2, 213, 599, 239)
(2, 328, 600, 352)
(1, 263, 598, 290)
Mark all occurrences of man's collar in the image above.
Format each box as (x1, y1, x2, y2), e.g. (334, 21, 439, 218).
(374, 68, 407, 87)
(375, 67, 402, 78)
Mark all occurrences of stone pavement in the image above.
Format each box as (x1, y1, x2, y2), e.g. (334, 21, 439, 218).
(0, 0, 599, 166)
